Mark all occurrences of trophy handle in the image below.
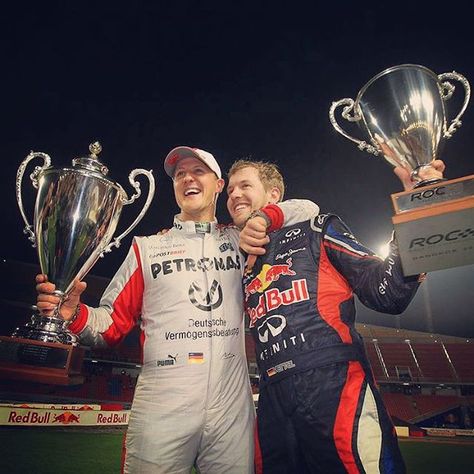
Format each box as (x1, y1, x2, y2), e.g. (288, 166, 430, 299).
(16, 151, 52, 246)
(101, 168, 155, 254)
(329, 98, 380, 155)
(438, 71, 471, 138)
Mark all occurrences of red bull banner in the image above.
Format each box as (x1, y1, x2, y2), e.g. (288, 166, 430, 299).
(0, 403, 101, 411)
(0, 407, 130, 426)
(423, 427, 474, 437)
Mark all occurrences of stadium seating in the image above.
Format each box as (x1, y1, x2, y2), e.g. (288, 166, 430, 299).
(364, 341, 386, 378)
(377, 342, 421, 381)
(411, 394, 461, 421)
(381, 393, 418, 422)
(411, 343, 457, 383)
(443, 343, 474, 382)
(381, 392, 465, 424)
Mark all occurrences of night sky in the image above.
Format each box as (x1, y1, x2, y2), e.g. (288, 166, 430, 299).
(2, 1, 473, 337)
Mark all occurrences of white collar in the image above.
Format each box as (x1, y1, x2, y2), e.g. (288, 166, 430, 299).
(172, 215, 218, 234)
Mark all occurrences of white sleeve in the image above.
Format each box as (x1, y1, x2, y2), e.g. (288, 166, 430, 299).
(278, 199, 319, 226)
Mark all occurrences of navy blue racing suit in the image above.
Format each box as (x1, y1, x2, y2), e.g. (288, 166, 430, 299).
(244, 213, 421, 474)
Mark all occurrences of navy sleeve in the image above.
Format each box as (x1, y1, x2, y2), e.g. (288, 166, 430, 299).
(322, 215, 420, 315)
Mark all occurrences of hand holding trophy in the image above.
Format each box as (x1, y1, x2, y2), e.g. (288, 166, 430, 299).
(330, 64, 474, 275)
(0, 142, 155, 384)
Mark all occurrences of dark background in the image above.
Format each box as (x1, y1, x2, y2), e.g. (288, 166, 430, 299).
(2, 1, 473, 337)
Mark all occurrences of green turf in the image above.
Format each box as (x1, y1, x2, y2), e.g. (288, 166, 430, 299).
(0, 429, 472, 473)
(0, 429, 123, 473)
(399, 439, 474, 474)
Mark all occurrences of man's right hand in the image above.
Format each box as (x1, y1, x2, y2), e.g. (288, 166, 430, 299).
(394, 159, 446, 191)
(239, 215, 270, 256)
(35, 274, 87, 321)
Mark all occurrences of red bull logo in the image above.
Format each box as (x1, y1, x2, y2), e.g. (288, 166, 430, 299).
(245, 258, 296, 299)
(7, 411, 51, 424)
(247, 279, 309, 327)
(52, 411, 81, 424)
(97, 412, 129, 424)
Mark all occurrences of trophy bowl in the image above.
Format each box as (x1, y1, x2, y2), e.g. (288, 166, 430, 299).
(329, 64, 470, 187)
(0, 142, 155, 384)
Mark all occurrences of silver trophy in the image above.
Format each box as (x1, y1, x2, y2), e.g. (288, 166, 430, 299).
(329, 64, 470, 187)
(14, 141, 155, 345)
(329, 64, 474, 276)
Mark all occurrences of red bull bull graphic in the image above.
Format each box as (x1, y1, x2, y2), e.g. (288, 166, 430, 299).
(245, 258, 296, 299)
(247, 279, 309, 328)
(53, 411, 81, 424)
(245, 274, 263, 297)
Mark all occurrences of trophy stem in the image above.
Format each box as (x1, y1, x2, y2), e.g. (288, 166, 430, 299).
(411, 164, 447, 189)
(413, 178, 447, 189)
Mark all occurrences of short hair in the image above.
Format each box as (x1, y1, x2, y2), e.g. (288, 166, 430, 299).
(227, 159, 285, 201)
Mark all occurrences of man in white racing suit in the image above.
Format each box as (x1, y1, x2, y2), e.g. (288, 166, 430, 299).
(36, 146, 317, 474)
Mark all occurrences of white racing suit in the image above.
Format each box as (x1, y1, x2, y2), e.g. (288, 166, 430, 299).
(69, 200, 318, 474)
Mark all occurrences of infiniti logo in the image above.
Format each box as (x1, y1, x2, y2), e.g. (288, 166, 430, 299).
(257, 315, 287, 343)
(285, 228, 301, 238)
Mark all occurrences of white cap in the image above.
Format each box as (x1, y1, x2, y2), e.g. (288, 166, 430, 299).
(164, 146, 222, 179)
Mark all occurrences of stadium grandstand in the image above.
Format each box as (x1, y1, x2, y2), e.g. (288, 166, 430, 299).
(1, 259, 473, 435)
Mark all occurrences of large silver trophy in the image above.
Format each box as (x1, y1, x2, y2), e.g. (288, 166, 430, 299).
(0, 142, 155, 384)
(330, 64, 474, 275)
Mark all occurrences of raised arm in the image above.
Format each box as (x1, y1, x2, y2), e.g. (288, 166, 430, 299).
(320, 215, 421, 315)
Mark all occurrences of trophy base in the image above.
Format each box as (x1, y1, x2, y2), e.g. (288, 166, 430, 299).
(12, 314, 79, 345)
(0, 336, 86, 385)
(391, 175, 474, 276)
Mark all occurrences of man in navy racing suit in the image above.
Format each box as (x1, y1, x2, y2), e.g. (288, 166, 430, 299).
(226, 159, 445, 474)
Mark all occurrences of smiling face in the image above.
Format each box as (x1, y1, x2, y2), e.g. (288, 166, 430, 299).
(226, 166, 281, 227)
(173, 157, 224, 222)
